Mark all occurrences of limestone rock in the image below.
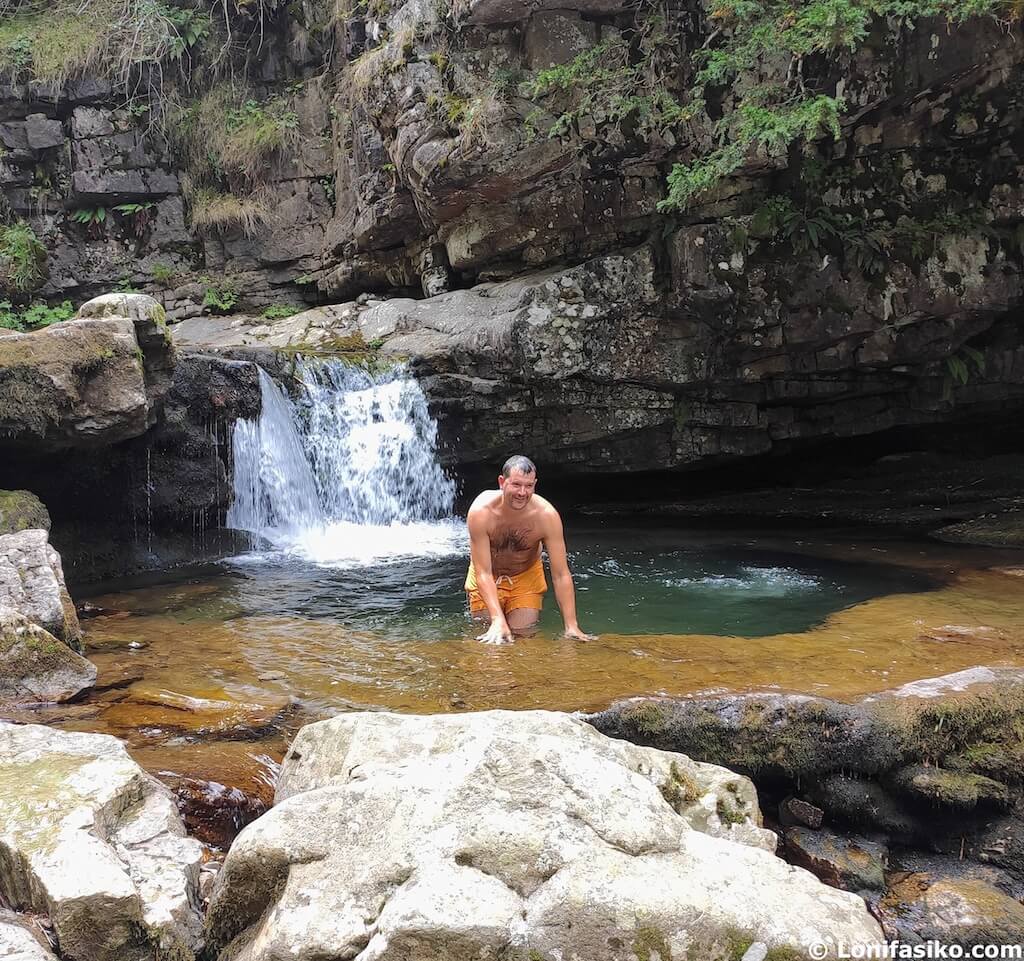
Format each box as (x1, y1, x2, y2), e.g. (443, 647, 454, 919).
(0, 317, 153, 450)
(0, 911, 58, 961)
(784, 827, 887, 892)
(0, 607, 95, 704)
(0, 529, 81, 649)
(0, 529, 80, 647)
(0, 490, 49, 535)
(206, 710, 881, 960)
(0, 722, 204, 961)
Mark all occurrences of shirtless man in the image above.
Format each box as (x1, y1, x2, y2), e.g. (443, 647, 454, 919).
(465, 454, 593, 644)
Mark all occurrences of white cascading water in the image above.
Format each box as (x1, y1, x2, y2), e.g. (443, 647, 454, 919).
(227, 360, 463, 566)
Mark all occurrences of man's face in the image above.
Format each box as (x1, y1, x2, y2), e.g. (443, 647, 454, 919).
(498, 468, 536, 510)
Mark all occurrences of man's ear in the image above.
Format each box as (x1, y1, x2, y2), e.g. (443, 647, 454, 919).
(497, 474, 505, 489)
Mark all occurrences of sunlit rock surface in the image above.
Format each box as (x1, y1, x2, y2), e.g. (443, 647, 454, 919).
(0, 723, 204, 961)
(0, 529, 80, 649)
(0, 294, 173, 452)
(206, 710, 881, 960)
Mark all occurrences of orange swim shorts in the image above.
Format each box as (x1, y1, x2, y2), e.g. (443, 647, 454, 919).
(465, 558, 547, 614)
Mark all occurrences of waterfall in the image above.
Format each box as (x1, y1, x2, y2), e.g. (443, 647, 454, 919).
(227, 360, 461, 566)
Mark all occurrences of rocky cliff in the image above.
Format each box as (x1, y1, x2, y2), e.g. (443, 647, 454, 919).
(1, 0, 1023, 566)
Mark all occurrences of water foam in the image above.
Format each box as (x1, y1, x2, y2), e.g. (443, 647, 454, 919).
(227, 360, 460, 565)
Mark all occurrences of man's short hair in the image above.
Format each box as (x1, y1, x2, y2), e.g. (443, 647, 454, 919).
(502, 454, 536, 478)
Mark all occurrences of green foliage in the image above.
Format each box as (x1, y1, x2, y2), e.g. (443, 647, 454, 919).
(524, 18, 688, 142)
(202, 276, 241, 314)
(70, 206, 107, 237)
(168, 85, 301, 189)
(113, 202, 156, 238)
(164, 5, 210, 61)
(262, 303, 300, 320)
(318, 175, 337, 204)
(747, 190, 988, 276)
(151, 262, 178, 285)
(943, 345, 986, 400)
(659, 0, 1013, 210)
(0, 222, 47, 293)
(0, 0, 209, 87)
(0, 298, 73, 331)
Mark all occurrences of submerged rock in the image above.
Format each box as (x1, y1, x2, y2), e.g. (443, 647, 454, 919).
(206, 710, 881, 960)
(0, 722, 204, 961)
(0, 607, 95, 704)
(0, 529, 81, 649)
(783, 827, 887, 893)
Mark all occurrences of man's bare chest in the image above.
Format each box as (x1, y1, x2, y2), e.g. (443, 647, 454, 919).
(490, 524, 541, 555)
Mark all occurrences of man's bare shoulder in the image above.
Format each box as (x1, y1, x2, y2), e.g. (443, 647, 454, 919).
(530, 494, 562, 526)
(467, 490, 502, 517)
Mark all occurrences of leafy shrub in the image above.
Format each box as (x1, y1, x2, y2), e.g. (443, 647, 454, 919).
(113, 202, 156, 238)
(202, 277, 241, 314)
(659, 0, 1013, 210)
(0, 222, 47, 294)
(0, 298, 74, 331)
(151, 262, 178, 286)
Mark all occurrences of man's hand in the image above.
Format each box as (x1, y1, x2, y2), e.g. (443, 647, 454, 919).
(477, 619, 514, 645)
(562, 625, 596, 642)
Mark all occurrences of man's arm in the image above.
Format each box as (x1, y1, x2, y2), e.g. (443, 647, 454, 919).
(542, 509, 594, 641)
(468, 510, 513, 644)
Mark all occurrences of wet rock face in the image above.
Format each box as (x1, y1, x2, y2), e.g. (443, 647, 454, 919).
(206, 710, 881, 961)
(0, 722, 204, 961)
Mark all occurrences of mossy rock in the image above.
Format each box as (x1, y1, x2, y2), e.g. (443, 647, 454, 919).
(0, 608, 95, 704)
(921, 879, 1024, 946)
(0, 489, 50, 535)
(887, 764, 1012, 811)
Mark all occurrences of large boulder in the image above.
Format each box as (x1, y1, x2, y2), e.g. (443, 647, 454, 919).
(0, 294, 173, 452)
(0, 722, 204, 961)
(0, 607, 95, 704)
(206, 710, 882, 960)
(0, 529, 81, 649)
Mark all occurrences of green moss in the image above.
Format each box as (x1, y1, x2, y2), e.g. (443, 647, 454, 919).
(0, 489, 50, 535)
(622, 701, 668, 737)
(659, 760, 701, 812)
(716, 796, 747, 826)
(634, 924, 673, 961)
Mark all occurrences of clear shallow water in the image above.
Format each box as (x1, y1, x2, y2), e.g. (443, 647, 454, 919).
(196, 525, 936, 640)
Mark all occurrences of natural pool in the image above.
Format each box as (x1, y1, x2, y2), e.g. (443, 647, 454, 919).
(11, 520, 1024, 845)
